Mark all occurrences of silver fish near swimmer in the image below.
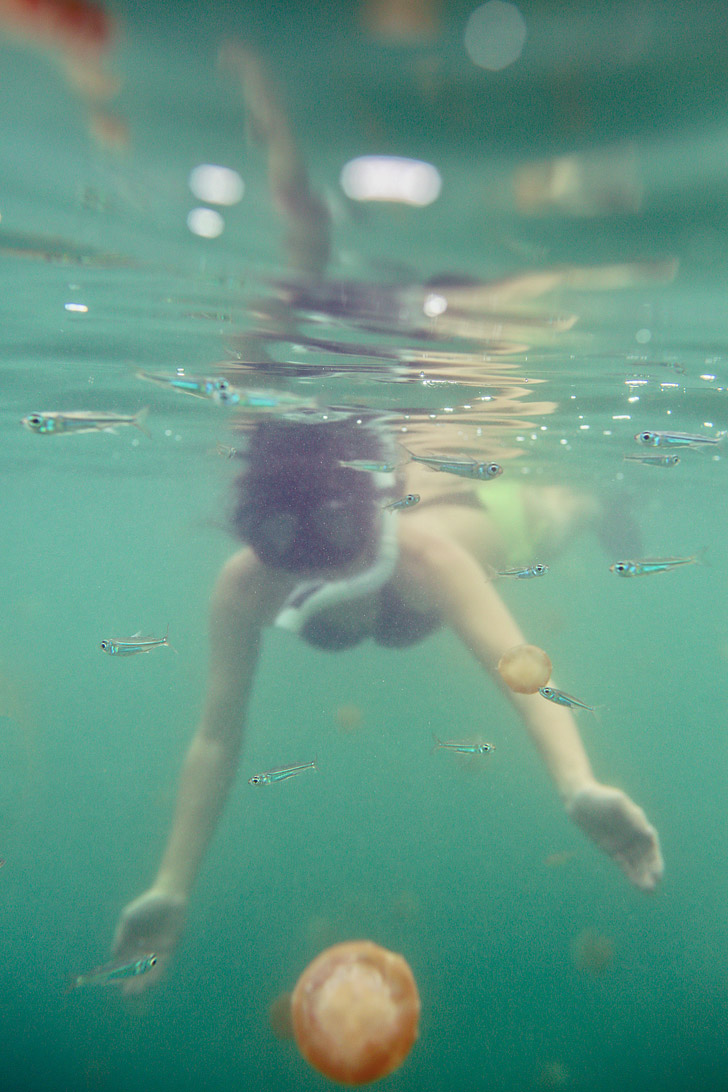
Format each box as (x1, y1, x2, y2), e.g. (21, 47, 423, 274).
(100, 625, 174, 656)
(136, 371, 315, 413)
(21, 408, 150, 436)
(609, 554, 702, 577)
(623, 454, 680, 467)
(495, 563, 549, 579)
(634, 429, 722, 448)
(234, 388, 319, 413)
(539, 686, 596, 713)
(216, 443, 239, 459)
(72, 954, 157, 990)
(432, 735, 495, 754)
(383, 493, 420, 511)
(339, 459, 398, 473)
(136, 370, 239, 404)
(404, 449, 503, 480)
(248, 759, 317, 785)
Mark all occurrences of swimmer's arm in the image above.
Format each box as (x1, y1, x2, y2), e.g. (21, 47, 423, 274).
(153, 551, 284, 898)
(417, 535, 596, 802)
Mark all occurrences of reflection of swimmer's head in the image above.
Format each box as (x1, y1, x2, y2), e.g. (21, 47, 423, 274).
(231, 417, 396, 573)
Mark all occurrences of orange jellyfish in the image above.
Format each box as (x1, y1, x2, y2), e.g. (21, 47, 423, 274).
(291, 941, 420, 1085)
(571, 929, 614, 976)
(361, 0, 440, 41)
(538, 1059, 571, 1088)
(334, 704, 364, 734)
(497, 644, 552, 694)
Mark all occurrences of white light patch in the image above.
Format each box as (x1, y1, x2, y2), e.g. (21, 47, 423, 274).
(188, 164, 244, 206)
(187, 207, 224, 238)
(424, 293, 447, 317)
(64, 303, 88, 313)
(464, 1, 527, 71)
(635, 328, 652, 343)
(340, 156, 442, 206)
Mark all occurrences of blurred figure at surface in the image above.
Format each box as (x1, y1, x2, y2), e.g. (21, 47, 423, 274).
(0, 0, 127, 149)
(360, 0, 440, 40)
(111, 43, 663, 993)
(514, 143, 643, 218)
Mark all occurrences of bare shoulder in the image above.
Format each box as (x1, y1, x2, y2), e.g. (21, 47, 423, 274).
(212, 548, 294, 628)
(215, 548, 264, 595)
(397, 518, 473, 577)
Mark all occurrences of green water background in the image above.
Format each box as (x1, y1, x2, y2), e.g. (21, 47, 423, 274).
(2, 1, 728, 1088)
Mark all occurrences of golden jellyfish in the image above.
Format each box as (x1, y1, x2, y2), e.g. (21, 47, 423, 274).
(538, 1059, 571, 1088)
(334, 705, 364, 734)
(361, 0, 440, 41)
(291, 941, 420, 1085)
(497, 644, 552, 694)
(571, 929, 614, 976)
(268, 991, 295, 1041)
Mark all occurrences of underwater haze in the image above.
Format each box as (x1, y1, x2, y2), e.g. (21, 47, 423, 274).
(2, 1, 728, 1090)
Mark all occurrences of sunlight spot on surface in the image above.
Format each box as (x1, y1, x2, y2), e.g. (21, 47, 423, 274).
(188, 164, 244, 205)
(423, 293, 447, 317)
(187, 207, 225, 238)
(340, 156, 441, 206)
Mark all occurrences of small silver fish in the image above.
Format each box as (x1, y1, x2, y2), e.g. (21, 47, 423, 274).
(21, 408, 150, 436)
(432, 736, 495, 754)
(136, 371, 314, 413)
(73, 954, 157, 989)
(539, 686, 596, 713)
(495, 563, 549, 579)
(383, 493, 420, 512)
(623, 454, 681, 467)
(339, 459, 398, 473)
(609, 554, 702, 577)
(248, 759, 317, 786)
(232, 388, 316, 413)
(405, 449, 503, 481)
(136, 370, 238, 402)
(635, 429, 721, 448)
(100, 625, 174, 656)
(215, 443, 239, 459)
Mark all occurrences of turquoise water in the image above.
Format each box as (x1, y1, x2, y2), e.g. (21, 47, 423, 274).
(2, 1, 728, 1089)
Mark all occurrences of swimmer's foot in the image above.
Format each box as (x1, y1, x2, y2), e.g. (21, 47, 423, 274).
(567, 782, 664, 892)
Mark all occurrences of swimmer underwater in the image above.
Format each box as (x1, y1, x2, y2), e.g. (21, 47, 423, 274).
(111, 44, 663, 993)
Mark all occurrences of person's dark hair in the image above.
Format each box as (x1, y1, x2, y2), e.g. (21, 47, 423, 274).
(231, 416, 395, 573)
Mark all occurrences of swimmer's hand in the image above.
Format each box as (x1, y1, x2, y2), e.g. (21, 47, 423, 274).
(112, 889, 188, 994)
(566, 781, 664, 893)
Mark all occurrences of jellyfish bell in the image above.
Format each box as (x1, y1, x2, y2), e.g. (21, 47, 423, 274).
(291, 940, 420, 1085)
(497, 644, 552, 694)
(334, 704, 364, 734)
(571, 929, 614, 976)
